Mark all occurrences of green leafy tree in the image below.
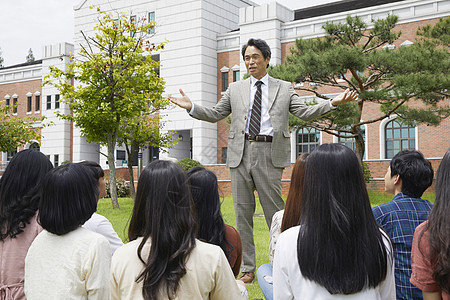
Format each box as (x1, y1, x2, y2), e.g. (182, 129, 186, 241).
(26, 48, 35, 62)
(270, 16, 449, 162)
(43, 7, 167, 209)
(117, 113, 175, 199)
(0, 101, 44, 152)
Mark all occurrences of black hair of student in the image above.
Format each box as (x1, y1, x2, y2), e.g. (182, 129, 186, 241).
(38, 163, 98, 235)
(297, 143, 390, 294)
(419, 149, 450, 293)
(241, 38, 271, 66)
(77, 160, 104, 180)
(0, 149, 53, 240)
(187, 166, 233, 260)
(390, 150, 433, 198)
(128, 160, 196, 300)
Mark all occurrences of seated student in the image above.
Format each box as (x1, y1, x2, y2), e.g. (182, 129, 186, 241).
(78, 161, 124, 253)
(410, 149, 450, 300)
(25, 163, 111, 299)
(373, 150, 434, 299)
(0, 150, 53, 300)
(256, 153, 308, 300)
(273, 144, 395, 299)
(110, 160, 241, 300)
(187, 166, 242, 277)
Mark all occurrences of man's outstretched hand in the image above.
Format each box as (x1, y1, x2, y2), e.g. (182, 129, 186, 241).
(330, 88, 358, 106)
(168, 89, 192, 111)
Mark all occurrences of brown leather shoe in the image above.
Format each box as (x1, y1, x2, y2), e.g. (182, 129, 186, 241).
(239, 272, 255, 284)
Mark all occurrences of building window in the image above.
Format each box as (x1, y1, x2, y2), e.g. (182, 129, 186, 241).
(7, 149, 17, 161)
(222, 72, 229, 92)
(149, 147, 159, 161)
(385, 119, 415, 159)
(116, 150, 126, 161)
(13, 98, 17, 114)
(338, 126, 366, 159)
(5, 98, 10, 106)
(35, 95, 40, 111)
(148, 12, 155, 34)
(55, 94, 60, 109)
(233, 70, 240, 82)
(54, 154, 59, 167)
(130, 15, 136, 37)
(47, 95, 51, 110)
(296, 127, 320, 157)
(27, 96, 32, 112)
(222, 147, 227, 164)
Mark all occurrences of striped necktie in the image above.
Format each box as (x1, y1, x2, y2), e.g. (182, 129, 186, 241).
(249, 80, 263, 137)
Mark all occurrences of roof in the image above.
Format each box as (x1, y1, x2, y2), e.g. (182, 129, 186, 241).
(0, 59, 43, 71)
(294, 0, 407, 20)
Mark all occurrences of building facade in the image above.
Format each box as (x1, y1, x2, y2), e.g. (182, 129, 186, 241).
(1, 0, 448, 193)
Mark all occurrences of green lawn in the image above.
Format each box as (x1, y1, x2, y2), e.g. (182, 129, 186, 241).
(98, 190, 435, 300)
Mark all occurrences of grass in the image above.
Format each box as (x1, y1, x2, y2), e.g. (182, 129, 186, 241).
(99, 190, 435, 300)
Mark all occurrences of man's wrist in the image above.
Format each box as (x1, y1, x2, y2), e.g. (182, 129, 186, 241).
(329, 99, 338, 110)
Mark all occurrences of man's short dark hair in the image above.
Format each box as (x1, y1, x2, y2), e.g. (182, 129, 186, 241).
(38, 163, 98, 235)
(241, 38, 271, 62)
(390, 150, 434, 198)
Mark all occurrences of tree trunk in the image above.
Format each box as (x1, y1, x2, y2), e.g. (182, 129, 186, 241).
(107, 133, 120, 209)
(354, 130, 365, 166)
(125, 143, 137, 201)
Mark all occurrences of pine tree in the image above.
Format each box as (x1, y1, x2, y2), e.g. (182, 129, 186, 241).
(270, 16, 449, 162)
(26, 48, 35, 62)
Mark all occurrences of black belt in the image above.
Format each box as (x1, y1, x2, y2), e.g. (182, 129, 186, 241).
(245, 133, 273, 142)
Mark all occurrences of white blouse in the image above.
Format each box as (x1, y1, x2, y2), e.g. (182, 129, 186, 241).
(25, 227, 111, 300)
(273, 226, 395, 300)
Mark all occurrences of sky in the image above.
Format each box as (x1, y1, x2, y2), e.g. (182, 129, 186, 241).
(0, 0, 336, 67)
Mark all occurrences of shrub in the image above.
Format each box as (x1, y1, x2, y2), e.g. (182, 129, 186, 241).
(105, 177, 130, 197)
(363, 161, 372, 183)
(177, 158, 203, 172)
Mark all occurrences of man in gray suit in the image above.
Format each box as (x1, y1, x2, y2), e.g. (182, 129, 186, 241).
(169, 38, 357, 283)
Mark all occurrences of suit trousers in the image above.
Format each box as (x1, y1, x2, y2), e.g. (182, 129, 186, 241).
(230, 140, 285, 273)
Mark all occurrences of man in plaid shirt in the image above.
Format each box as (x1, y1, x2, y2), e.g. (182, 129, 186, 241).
(373, 150, 434, 299)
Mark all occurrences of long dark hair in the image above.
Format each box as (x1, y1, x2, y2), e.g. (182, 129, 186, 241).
(420, 149, 450, 293)
(128, 160, 196, 300)
(281, 153, 308, 232)
(187, 167, 232, 260)
(0, 150, 53, 240)
(297, 144, 389, 294)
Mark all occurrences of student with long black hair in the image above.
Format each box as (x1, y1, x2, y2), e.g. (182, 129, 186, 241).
(0, 150, 53, 300)
(187, 166, 242, 277)
(411, 149, 450, 299)
(110, 160, 241, 299)
(273, 144, 395, 299)
(24, 163, 111, 299)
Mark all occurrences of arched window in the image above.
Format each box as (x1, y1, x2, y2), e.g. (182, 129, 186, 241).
(296, 127, 320, 156)
(385, 119, 415, 159)
(338, 126, 366, 159)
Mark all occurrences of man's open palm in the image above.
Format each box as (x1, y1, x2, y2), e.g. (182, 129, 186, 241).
(168, 89, 192, 110)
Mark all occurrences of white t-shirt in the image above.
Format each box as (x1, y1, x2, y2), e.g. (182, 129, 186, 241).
(83, 212, 124, 254)
(273, 226, 395, 300)
(25, 227, 111, 300)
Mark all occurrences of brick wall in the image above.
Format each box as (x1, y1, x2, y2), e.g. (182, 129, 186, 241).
(0, 79, 42, 118)
(204, 157, 441, 197)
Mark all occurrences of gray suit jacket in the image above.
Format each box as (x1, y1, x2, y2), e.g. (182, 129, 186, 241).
(191, 76, 332, 168)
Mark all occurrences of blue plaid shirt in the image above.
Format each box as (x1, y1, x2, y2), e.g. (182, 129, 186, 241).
(373, 193, 432, 300)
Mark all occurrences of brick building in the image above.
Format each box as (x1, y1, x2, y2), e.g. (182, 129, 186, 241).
(1, 0, 448, 195)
